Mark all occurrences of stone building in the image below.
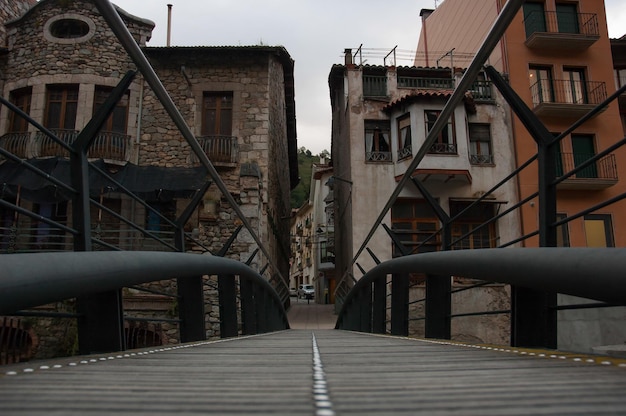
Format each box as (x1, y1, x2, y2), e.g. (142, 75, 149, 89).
(0, 0, 297, 360)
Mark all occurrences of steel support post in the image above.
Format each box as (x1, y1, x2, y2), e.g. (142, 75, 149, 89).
(358, 284, 373, 332)
(174, 188, 208, 343)
(485, 65, 558, 349)
(73, 71, 135, 354)
(76, 290, 125, 354)
(218, 275, 239, 338)
(177, 275, 206, 343)
(255, 288, 268, 333)
(391, 273, 409, 336)
(240, 277, 257, 335)
(425, 275, 451, 339)
(372, 277, 386, 333)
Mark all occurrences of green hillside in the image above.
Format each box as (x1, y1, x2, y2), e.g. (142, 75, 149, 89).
(290, 148, 329, 209)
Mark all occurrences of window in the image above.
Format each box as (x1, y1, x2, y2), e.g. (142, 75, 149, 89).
(364, 120, 391, 162)
(319, 240, 334, 264)
(8, 88, 32, 133)
(201, 92, 233, 136)
(584, 214, 614, 247)
(563, 68, 587, 104)
(523, 2, 546, 37)
(397, 114, 412, 161)
(468, 123, 493, 165)
(94, 87, 129, 134)
(425, 110, 455, 154)
(45, 85, 78, 130)
(391, 199, 439, 256)
(616, 69, 626, 90)
(50, 19, 90, 39)
(529, 66, 553, 106)
(556, 213, 570, 247)
(32, 202, 68, 251)
(146, 201, 176, 233)
(449, 201, 496, 250)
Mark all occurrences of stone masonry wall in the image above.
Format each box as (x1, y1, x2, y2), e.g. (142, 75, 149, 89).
(0, 0, 35, 47)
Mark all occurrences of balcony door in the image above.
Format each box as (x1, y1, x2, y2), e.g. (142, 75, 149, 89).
(556, 3, 579, 34)
(523, 2, 546, 37)
(45, 85, 78, 130)
(563, 68, 587, 104)
(571, 134, 597, 178)
(529, 66, 553, 106)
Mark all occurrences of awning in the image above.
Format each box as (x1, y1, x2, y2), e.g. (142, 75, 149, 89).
(0, 158, 209, 203)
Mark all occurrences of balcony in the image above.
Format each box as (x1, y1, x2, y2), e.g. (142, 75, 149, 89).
(190, 135, 238, 166)
(363, 75, 387, 98)
(0, 132, 32, 159)
(428, 143, 457, 155)
(365, 151, 392, 162)
(524, 11, 600, 51)
(530, 79, 607, 118)
(557, 153, 618, 190)
(468, 80, 494, 102)
(397, 77, 454, 90)
(0, 130, 131, 162)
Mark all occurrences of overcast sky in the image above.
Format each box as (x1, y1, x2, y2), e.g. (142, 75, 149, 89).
(110, 0, 626, 155)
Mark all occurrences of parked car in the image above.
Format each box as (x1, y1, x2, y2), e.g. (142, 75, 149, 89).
(298, 284, 315, 299)
(290, 287, 297, 297)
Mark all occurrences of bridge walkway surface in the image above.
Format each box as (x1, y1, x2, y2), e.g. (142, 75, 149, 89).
(1, 302, 626, 415)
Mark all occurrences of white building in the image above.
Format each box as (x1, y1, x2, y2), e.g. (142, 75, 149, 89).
(328, 51, 520, 342)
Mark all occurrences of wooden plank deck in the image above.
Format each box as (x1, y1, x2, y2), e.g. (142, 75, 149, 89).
(2, 329, 626, 415)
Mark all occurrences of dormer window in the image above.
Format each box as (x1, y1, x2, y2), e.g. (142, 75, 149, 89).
(44, 15, 95, 44)
(50, 19, 89, 39)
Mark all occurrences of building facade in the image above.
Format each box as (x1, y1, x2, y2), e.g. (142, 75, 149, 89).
(415, 0, 626, 352)
(0, 0, 297, 360)
(328, 51, 520, 343)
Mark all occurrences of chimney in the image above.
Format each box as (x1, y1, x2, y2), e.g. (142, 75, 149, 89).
(166, 4, 173, 46)
(344, 49, 352, 66)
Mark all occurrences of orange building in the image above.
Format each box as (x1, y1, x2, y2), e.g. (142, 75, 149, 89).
(417, 0, 625, 249)
(416, 0, 626, 353)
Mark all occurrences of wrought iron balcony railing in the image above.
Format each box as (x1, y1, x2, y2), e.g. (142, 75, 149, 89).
(557, 152, 618, 190)
(524, 11, 600, 50)
(470, 154, 494, 165)
(190, 135, 238, 165)
(530, 79, 607, 118)
(428, 143, 457, 155)
(363, 75, 387, 98)
(365, 151, 392, 162)
(0, 132, 33, 159)
(0, 129, 131, 161)
(397, 77, 454, 90)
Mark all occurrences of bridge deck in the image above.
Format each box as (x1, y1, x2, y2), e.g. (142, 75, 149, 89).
(2, 303, 626, 415)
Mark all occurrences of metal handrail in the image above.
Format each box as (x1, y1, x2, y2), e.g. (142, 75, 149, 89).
(336, 248, 626, 330)
(0, 251, 289, 331)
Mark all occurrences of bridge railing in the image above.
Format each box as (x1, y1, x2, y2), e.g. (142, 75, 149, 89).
(336, 248, 626, 336)
(1, 251, 289, 357)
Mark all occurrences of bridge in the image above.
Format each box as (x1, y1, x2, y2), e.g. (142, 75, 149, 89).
(2, 302, 626, 415)
(1, 0, 626, 414)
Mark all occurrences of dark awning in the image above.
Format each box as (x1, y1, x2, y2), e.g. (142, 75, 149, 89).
(0, 158, 209, 203)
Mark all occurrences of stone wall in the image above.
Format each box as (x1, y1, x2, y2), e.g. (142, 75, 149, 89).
(0, 0, 35, 46)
